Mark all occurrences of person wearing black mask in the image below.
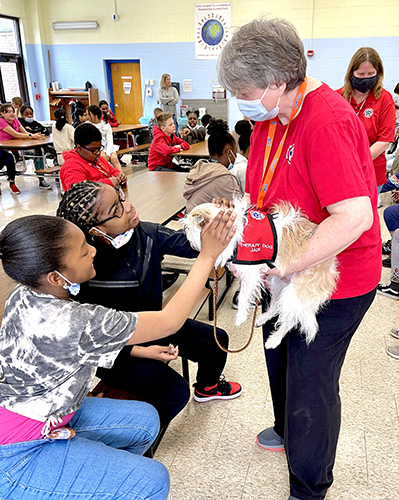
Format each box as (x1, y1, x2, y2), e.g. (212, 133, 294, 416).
(337, 47, 396, 206)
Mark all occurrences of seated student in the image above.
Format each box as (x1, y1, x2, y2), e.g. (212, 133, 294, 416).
(0, 103, 50, 191)
(183, 119, 240, 213)
(86, 104, 122, 172)
(99, 100, 120, 127)
(72, 108, 87, 129)
(148, 107, 163, 140)
(20, 105, 58, 166)
(57, 181, 242, 426)
(180, 110, 206, 145)
(148, 112, 189, 171)
(229, 119, 252, 195)
(51, 108, 75, 165)
(60, 122, 126, 191)
(11, 96, 23, 118)
(0, 208, 236, 500)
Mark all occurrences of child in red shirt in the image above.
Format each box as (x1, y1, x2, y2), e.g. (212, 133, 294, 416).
(60, 122, 126, 191)
(148, 113, 189, 171)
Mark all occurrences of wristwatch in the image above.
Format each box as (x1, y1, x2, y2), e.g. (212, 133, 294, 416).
(29, 133, 32, 138)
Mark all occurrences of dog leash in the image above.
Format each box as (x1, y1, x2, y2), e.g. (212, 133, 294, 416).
(212, 268, 259, 353)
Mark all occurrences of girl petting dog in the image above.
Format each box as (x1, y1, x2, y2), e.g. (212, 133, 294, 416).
(0, 209, 236, 500)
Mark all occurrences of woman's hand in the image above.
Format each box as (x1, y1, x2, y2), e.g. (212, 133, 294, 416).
(212, 197, 234, 209)
(200, 209, 236, 260)
(130, 344, 179, 362)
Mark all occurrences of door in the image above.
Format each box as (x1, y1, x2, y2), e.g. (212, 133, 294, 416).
(109, 62, 143, 124)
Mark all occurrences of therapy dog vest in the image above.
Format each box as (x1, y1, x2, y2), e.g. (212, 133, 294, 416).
(233, 209, 278, 267)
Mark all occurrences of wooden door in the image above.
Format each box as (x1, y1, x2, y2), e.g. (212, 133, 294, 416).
(110, 62, 143, 123)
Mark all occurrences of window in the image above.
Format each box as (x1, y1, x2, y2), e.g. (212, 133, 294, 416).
(0, 16, 28, 104)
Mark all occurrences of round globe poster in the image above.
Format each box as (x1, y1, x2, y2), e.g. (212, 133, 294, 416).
(195, 3, 231, 60)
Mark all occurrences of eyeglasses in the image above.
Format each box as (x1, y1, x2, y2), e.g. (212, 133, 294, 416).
(82, 144, 104, 155)
(96, 188, 126, 225)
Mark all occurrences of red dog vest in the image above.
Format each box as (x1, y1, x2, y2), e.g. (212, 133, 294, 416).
(233, 209, 278, 267)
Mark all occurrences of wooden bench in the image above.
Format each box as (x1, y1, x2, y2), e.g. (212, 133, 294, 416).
(117, 143, 151, 157)
(35, 166, 62, 189)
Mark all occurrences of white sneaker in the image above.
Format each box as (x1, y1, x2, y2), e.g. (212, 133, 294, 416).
(390, 328, 399, 340)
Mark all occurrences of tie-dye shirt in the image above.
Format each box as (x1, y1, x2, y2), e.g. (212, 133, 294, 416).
(0, 285, 136, 435)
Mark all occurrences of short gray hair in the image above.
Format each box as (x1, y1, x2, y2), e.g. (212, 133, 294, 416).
(218, 18, 307, 95)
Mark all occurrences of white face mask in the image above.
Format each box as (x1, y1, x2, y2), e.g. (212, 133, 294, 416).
(24, 117, 34, 123)
(93, 227, 134, 249)
(236, 87, 280, 122)
(55, 271, 80, 296)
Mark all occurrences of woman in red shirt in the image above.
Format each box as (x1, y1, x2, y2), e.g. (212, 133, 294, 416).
(337, 47, 396, 200)
(218, 18, 380, 500)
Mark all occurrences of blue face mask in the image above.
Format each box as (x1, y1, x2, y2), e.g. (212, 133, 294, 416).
(55, 271, 81, 296)
(236, 87, 280, 122)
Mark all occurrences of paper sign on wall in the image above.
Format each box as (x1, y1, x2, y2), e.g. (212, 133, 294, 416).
(183, 79, 193, 92)
(123, 82, 132, 94)
(195, 3, 231, 60)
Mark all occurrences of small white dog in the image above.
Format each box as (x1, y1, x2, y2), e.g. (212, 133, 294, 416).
(183, 199, 339, 349)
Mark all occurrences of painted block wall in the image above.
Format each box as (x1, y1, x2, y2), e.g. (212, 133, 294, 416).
(0, 0, 398, 126)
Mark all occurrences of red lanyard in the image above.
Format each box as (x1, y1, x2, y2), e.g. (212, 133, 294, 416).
(256, 79, 307, 208)
(89, 161, 111, 178)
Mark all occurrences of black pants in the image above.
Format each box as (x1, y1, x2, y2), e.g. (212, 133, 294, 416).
(0, 149, 16, 181)
(97, 318, 228, 427)
(262, 288, 376, 500)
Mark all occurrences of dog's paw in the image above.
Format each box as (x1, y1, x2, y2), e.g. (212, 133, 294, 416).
(255, 312, 271, 328)
(234, 309, 248, 326)
(264, 335, 283, 350)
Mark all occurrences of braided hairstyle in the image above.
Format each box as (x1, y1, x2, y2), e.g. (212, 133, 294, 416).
(57, 181, 106, 233)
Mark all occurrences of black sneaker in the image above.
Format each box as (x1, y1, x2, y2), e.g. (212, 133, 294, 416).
(38, 179, 52, 190)
(382, 257, 391, 268)
(193, 375, 242, 402)
(162, 272, 179, 291)
(382, 239, 391, 255)
(232, 290, 239, 309)
(377, 282, 399, 300)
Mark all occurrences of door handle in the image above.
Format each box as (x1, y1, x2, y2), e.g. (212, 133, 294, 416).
(114, 103, 120, 107)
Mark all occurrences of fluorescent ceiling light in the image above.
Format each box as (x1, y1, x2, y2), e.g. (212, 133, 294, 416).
(52, 21, 99, 31)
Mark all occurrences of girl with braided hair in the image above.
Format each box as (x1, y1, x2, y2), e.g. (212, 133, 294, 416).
(0, 206, 236, 500)
(57, 181, 242, 427)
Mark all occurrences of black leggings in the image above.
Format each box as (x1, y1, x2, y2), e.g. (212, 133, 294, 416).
(262, 288, 376, 500)
(96, 318, 229, 427)
(0, 149, 16, 181)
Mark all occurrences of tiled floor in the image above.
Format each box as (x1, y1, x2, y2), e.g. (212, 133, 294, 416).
(1, 171, 398, 499)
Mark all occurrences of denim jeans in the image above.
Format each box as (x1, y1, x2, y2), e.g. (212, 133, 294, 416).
(0, 398, 169, 500)
(262, 289, 376, 500)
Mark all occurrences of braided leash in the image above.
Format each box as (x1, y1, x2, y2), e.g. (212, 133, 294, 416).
(213, 268, 258, 353)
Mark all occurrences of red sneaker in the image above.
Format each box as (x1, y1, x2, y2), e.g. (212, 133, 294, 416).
(9, 182, 21, 195)
(193, 375, 242, 402)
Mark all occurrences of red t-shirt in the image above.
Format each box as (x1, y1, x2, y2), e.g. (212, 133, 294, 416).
(246, 83, 381, 299)
(336, 87, 396, 186)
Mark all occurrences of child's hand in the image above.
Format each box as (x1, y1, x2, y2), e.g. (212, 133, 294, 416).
(212, 197, 234, 209)
(117, 172, 127, 185)
(130, 344, 179, 362)
(200, 209, 236, 261)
